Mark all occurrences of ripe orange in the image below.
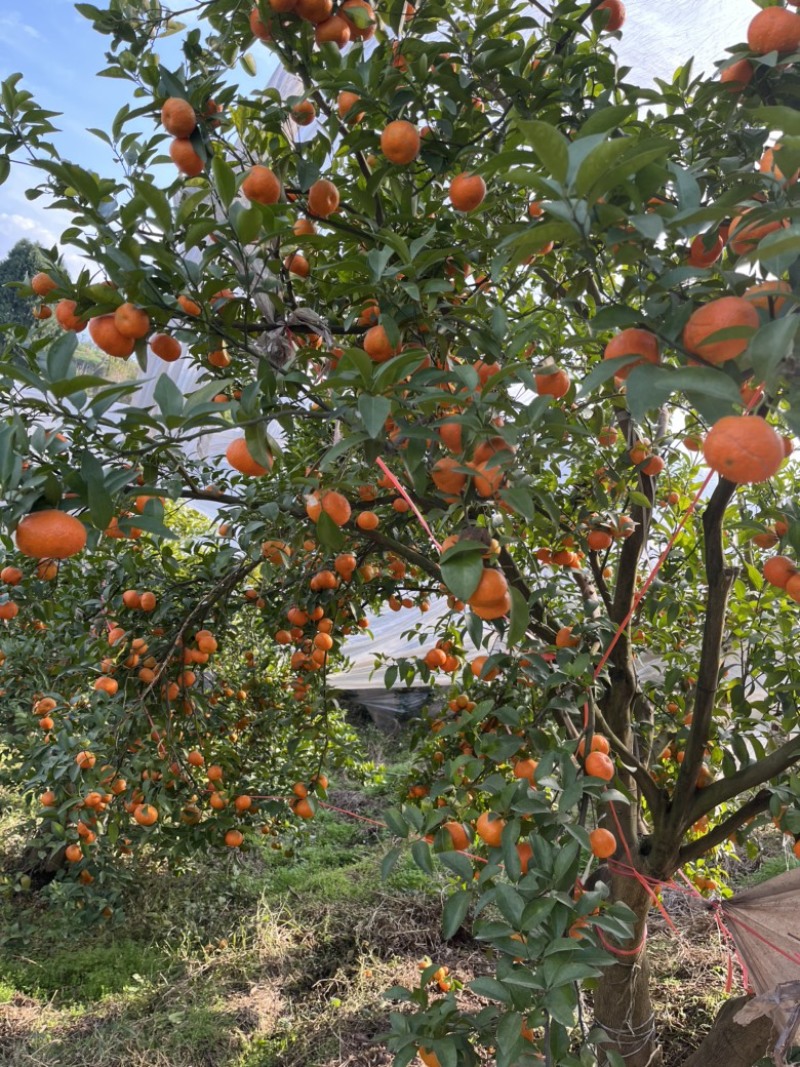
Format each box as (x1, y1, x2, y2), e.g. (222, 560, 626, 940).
(597, 0, 625, 31)
(702, 415, 785, 484)
(535, 367, 570, 398)
(721, 58, 753, 92)
(743, 280, 791, 313)
(589, 827, 617, 859)
(134, 803, 158, 826)
(250, 6, 272, 38)
(337, 90, 364, 122)
(31, 271, 57, 296)
(314, 15, 351, 46)
(467, 568, 509, 620)
(470, 654, 499, 680)
(440, 821, 470, 850)
(682, 297, 759, 365)
(178, 294, 202, 316)
(293, 797, 315, 818)
(587, 529, 613, 551)
(55, 299, 85, 331)
(161, 97, 196, 138)
(687, 233, 723, 268)
(603, 328, 659, 379)
(242, 165, 281, 205)
(150, 333, 182, 362)
(75, 750, 96, 770)
(284, 252, 310, 277)
(0, 601, 19, 620)
(307, 179, 339, 218)
(431, 456, 466, 497)
(114, 303, 150, 339)
(225, 829, 244, 847)
(763, 555, 797, 588)
(291, 101, 316, 126)
(314, 489, 351, 526)
(226, 437, 273, 476)
(65, 844, 83, 863)
(356, 510, 379, 530)
(363, 324, 400, 362)
(16, 511, 86, 559)
(89, 314, 136, 359)
(295, 0, 333, 20)
(449, 173, 486, 212)
(555, 626, 579, 648)
(728, 213, 787, 256)
(169, 138, 204, 176)
(513, 758, 538, 786)
(94, 676, 119, 695)
(340, 0, 376, 38)
(747, 7, 800, 55)
(476, 811, 506, 847)
(381, 120, 421, 164)
(0, 566, 22, 585)
(584, 751, 615, 781)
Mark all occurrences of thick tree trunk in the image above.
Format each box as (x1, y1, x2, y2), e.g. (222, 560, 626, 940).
(682, 995, 775, 1067)
(594, 872, 659, 1067)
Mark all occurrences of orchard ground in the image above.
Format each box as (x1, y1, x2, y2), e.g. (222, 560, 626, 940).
(0, 723, 793, 1067)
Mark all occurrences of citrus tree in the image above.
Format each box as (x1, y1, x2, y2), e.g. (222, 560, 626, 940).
(2, 0, 800, 1064)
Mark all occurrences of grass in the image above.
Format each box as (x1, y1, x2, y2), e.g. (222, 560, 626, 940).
(0, 744, 794, 1067)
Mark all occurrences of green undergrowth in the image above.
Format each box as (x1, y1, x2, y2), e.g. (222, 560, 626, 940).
(0, 752, 449, 1067)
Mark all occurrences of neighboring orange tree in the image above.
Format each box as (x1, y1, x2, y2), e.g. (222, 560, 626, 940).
(2, 0, 800, 1064)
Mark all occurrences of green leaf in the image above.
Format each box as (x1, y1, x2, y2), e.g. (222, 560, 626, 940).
(410, 838, 434, 876)
(358, 394, 391, 438)
(494, 883, 525, 926)
(80, 452, 114, 531)
(582, 140, 671, 203)
(748, 314, 800, 388)
(438, 850, 474, 881)
(381, 845, 403, 880)
(231, 203, 263, 245)
(383, 807, 409, 838)
(578, 105, 636, 138)
(135, 179, 172, 232)
(440, 542, 485, 601)
(748, 224, 800, 274)
(749, 105, 800, 137)
(516, 119, 569, 183)
(469, 977, 512, 1004)
(46, 332, 77, 382)
(507, 585, 529, 649)
(315, 510, 345, 551)
(624, 364, 741, 422)
(442, 889, 471, 939)
(153, 373, 184, 418)
(212, 156, 236, 208)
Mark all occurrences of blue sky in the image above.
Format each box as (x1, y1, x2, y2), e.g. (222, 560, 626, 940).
(0, 0, 755, 273)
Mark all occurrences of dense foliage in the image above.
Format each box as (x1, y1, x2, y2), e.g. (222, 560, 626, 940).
(3, 0, 800, 1064)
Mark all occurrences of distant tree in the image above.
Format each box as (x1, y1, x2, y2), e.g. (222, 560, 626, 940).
(0, 240, 46, 326)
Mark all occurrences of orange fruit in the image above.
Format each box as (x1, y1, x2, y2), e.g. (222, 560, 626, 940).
(314, 15, 351, 45)
(363, 324, 400, 362)
(380, 119, 421, 164)
(161, 97, 196, 138)
(242, 165, 281, 205)
(687, 233, 723, 268)
(295, 0, 333, 20)
(89, 314, 136, 358)
(55, 299, 85, 331)
(584, 751, 615, 781)
(76, 750, 96, 770)
(440, 821, 471, 851)
(293, 797, 315, 818)
(226, 437, 273, 476)
(16, 511, 86, 559)
(449, 173, 486, 212)
(748, 7, 800, 55)
(31, 271, 57, 296)
(535, 367, 570, 398)
(555, 626, 579, 648)
(603, 328, 659, 379)
(114, 303, 151, 339)
(702, 415, 784, 484)
(337, 90, 364, 122)
(356, 510, 379, 530)
(682, 297, 759, 365)
(284, 252, 310, 277)
(149, 333, 182, 362)
(587, 529, 613, 551)
(418, 1050, 442, 1067)
(249, 6, 272, 38)
(743, 280, 791, 313)
(728, 213, 787, 256)
(307, 179, 339, 218)
(467, 568, 509, 620)
(178, 294, 202, 316)
(763, 555, 797, 588)
(134, 803, 158, 826)
(431, 456, 466, 497)
(596, 0, 625, 31)
(513, 758, 538, 786)
(476, 811, 506, 847)
(340, 0, 376, 38)
(0, 566, 22, 585)
(291, 101, 316, 126)
(169, 138, 204, 176)
(65, 844, 83, 863)
(225, 829, 244, 847)
(721, 58, 753, 92)
(470, 654, 499, 680)
(589, 827, 617, 858)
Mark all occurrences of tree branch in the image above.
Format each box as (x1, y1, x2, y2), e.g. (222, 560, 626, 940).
(679, 790, 772, 867)
(688, 735, 800, 825)
(669, 477, 737, 834)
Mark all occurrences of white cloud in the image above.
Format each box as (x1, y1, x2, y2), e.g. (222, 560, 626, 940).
(0, 12, 41, 39)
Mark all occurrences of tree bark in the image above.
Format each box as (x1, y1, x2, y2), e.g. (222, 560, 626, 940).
(594, 870, 659, 1067)
(682, 995, 775, 1067)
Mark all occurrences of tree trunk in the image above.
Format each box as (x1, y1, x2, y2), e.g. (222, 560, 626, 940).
(594, 871, 659, 1067)
(682, 995, 775, 1067)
